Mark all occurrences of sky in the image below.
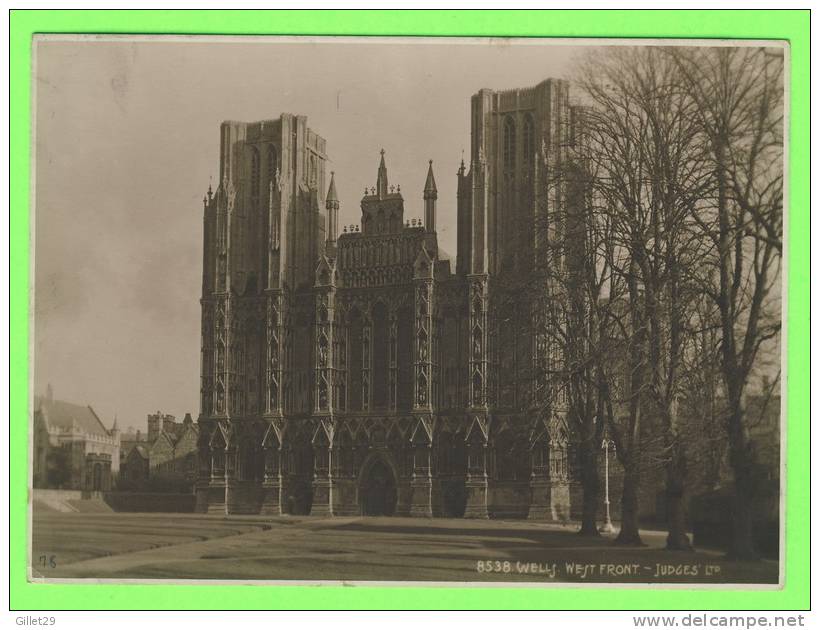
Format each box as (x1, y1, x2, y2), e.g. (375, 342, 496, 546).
(33, 36, 593, 431)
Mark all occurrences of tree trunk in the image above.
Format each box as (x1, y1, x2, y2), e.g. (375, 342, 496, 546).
(727, 407, 760, 561)
(729, 474, 758, 561)
(715, 126, 762, 562)
(665, 444, 692, 551)
(578, 441, 601, 536)
(615, 466, 643, 545)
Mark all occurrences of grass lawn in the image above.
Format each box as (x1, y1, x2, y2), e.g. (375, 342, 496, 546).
(31, 510, 275, 568)
(31, 509, 779, 584)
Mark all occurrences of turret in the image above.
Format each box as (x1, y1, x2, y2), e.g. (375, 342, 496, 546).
(424, 160, 437, 233)
(470, 146, 489, 275)
(360, 150, 404, 235)
(325, 171, 339, 255)
(376, 148, 388, 198)
(456, 158, 470, 275)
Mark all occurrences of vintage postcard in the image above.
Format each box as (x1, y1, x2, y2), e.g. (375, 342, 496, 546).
(30, 35, 785, 586)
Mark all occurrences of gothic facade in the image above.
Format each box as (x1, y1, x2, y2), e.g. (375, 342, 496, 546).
(196, 79, 581, 518)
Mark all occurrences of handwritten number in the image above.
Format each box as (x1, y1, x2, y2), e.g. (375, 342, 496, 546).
(38, 554, 56, 568)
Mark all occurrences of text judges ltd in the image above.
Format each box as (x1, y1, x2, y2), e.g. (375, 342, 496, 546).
(476, 561, 723, 579)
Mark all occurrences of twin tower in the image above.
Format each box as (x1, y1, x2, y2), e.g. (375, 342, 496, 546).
(196, 79, 584, 520)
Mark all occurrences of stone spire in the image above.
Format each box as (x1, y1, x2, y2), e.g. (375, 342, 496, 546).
(424, 160, 438, 196)
(325, 171, 339, 253)
(376, 148, 388, 198)
(456, 157, 470, 275)
(424, 160, 437, 233)
(326, 170, 339, 205)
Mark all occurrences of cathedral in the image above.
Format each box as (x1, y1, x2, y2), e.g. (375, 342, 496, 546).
(195, 78, 582, 519)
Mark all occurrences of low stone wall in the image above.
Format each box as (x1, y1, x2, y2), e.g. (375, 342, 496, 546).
(32, 488, 85, 512)
(690, 485, 779, 557)
(33, 489, 114, 512)
(103, 492, 196, 513)
(33, 488, 84, 502)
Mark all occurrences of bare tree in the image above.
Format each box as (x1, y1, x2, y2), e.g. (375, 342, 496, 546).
(553, 153, 611, 537)
(578, 46, 714, 550)
(597, 256, 653, 546)
(677, 292, 726, 493)
(669, 46, 783, 560)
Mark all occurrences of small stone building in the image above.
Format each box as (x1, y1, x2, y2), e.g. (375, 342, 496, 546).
(118, 444, 150, 489)
(119, 412, 199, 490)
(32, 385, 120, 491)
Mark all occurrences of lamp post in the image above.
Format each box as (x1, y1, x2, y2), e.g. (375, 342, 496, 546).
(600, 437, 615, 533)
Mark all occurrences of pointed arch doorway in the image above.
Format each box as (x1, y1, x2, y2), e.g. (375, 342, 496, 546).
(359, 455, 398, 516)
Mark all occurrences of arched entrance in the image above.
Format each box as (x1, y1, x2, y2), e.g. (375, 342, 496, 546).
(359, 457, 397, 516)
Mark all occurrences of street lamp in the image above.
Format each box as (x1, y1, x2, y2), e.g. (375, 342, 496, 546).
(600, 436, 616, 533)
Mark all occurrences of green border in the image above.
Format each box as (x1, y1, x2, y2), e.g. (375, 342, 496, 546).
(10, 9, 809, 611)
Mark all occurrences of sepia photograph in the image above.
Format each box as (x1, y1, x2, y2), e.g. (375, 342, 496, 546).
(30, 35, 785, 586)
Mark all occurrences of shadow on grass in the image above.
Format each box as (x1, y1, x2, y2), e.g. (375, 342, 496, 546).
(330, 521, 613, 549)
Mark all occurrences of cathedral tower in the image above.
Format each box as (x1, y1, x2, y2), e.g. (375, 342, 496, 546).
(202, 115, 328, 296)
(198, 114, 328, 514)
(457, 79, 578, 520)
(459, 79, 574, 277)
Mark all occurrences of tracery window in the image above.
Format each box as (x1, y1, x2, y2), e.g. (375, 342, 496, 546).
(250, 147, 260, 198)
(372, 302, 389, 410)
(523, 114, 535, 167)
(348, 309, 364, 411)
(396, 307, 413, 411)
(503, 116, 516, 172)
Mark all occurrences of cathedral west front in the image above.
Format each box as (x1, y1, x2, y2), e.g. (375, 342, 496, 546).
(195, 78, 581, 519)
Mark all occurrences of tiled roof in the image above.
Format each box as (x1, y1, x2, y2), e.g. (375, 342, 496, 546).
(120, 438, 149, 454)
(131, 444, 150, 459)
(174, 423, 199, 444)
(35, 396, 109, 437)
(157, 423, 199, 448)
(163, 423, 185, 439)
(153, 431, 175, 447)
